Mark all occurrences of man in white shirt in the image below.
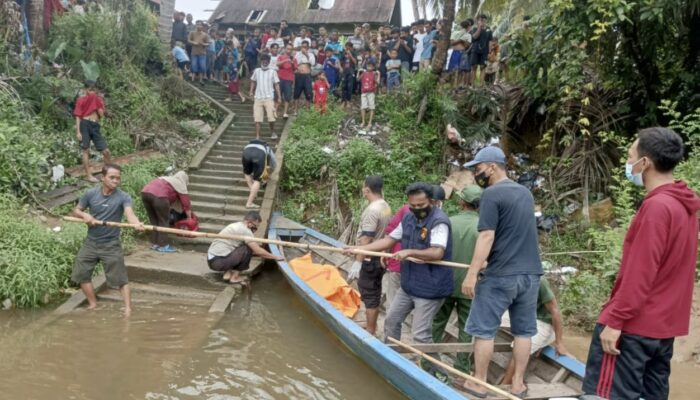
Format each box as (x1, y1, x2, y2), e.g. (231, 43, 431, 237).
(293, 27, 312, 49)
(265, 27, 285, 50)
(249, 54, 282, 140)
(207, 211, 282, 284)
(412, 22, 427, 72)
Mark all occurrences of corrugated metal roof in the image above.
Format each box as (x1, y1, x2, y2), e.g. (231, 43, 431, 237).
(210, 0, 397, 26)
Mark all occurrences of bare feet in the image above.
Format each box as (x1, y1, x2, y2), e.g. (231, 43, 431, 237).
(86, 303, 97, 310)
(223, 271, 232, 281)
(123, 307, 132, 317)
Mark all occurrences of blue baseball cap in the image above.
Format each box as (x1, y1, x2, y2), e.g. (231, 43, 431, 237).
(463, 146, 506, 168)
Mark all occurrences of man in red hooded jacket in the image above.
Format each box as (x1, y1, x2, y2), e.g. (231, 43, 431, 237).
(583, 127, 699, 399)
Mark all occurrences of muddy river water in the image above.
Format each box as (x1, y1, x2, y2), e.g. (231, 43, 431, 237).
(1, 267, 698, 399)
(0, 268, 403, 400)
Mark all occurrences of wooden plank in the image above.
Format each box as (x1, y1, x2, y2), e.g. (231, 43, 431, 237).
(208, 286, 238, 313)
(483, 383, 580, 399)
(37, 183, 87, 201)
(550, 367, 569, 384)
(53, 273, 107, 315)
(387, 342, 512, 354)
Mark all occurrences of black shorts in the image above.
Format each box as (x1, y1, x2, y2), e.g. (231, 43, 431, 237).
(241, 147, 265, 181)
(178, 60, 190, 71)
(279, 80, 293, 102)
(582, 323, 674, 400)
(79, 119, 108, 152)
(293, 73, 313, 101)
(470, 51, 488, 67)
(357, 257, 384, 309)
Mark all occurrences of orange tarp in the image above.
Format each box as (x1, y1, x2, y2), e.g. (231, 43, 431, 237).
(289, 254, 361, 318)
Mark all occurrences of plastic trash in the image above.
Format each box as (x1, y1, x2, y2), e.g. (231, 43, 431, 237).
(51, 165, 65, 183)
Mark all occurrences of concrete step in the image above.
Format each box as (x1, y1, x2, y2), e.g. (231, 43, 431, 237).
(191, 200, 254, 215)
(201, 160, 244, 171)
(189, 191, 249, 204)
(198, 221, 230, 234)
(189, 182, 263, 197)
(208, 149, 243, 157)
(195, 210, 248, 224)
(188, 173, 248, 186)
(195, 168, 244, 176)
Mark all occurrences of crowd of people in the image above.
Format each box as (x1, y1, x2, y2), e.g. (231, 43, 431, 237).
(169, 13, 508, 125)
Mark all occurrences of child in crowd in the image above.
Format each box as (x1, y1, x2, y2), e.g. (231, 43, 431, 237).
(314, 40, 324, 65)
(224, 55, 245, 103)
(359, 60, 378, 128)
(447, 40, 466, 86)
(459, 40, 473, 87)
(323, 48, 340, 95)
(385, 49, 402, 92)
(313, 71, 330, 114)
(207, 29, 218, 81)
(484, 38, 500, 85)
(171, 42, 190, 80)
(213, 36, 227, 83)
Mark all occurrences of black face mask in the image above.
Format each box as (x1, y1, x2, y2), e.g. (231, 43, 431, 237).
(410, 205, 431, 220)
(475, 170, 490, 188)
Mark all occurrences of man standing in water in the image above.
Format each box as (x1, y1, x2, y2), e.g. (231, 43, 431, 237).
(72, 163, 145, 316)
(347, 176, 392, 336)
(582, 127, 699, 399)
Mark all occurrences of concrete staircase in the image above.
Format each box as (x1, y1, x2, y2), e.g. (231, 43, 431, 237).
(188, 81, 281, 236)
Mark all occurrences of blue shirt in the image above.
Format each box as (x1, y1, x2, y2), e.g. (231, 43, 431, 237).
(323, 56, 339, 83)
(477, 180, 543, 277)
(325, 41, 343, 55)
(421, 30, 438, 60)
(172, 46, 189, 62)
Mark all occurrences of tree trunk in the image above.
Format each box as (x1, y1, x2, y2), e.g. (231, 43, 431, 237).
(471, 0, 480, 18)
(28, 0, 45, 47)
(411, 0, 421, 21)
(430, 0, 456, 75)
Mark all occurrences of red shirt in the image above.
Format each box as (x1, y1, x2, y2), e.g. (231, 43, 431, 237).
(316, 51, 326, 66)
(598, 181, 700, 338)
(277, 54, 295, 81)
(360, 71, 377, 93)
(261, 33, 270, 48)
(313, 80, 329, 104)
(73, 92, 105, 118)
(141, 178, 192, 212)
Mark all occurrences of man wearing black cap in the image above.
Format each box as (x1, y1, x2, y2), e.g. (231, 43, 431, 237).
(460, 146, 542, 398)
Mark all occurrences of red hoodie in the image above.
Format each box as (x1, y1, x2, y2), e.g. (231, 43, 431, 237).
(599, 181, 700, 338)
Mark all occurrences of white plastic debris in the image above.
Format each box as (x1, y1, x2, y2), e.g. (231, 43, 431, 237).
(51, 165, 65, 183)
(2, 298, 12, 310)
(322, 146, 334, 155)
(52, 226, 62, 233)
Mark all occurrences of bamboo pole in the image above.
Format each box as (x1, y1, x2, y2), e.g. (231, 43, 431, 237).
(62, 216, 471, 269)
(387, 337, 520, 400)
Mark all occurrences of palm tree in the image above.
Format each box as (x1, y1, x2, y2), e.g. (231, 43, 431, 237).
(28, 0, 44, 47)
(430, 0, 456, 74)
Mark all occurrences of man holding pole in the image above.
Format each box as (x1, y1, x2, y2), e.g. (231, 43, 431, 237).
(347, 176, 392, 336)
(207, 211, 283, 284)
(348, 182, 453, 380)
(72, 163, 144, 317)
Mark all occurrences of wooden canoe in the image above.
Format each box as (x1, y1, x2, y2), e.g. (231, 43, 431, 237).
(268, 214, 585, 400)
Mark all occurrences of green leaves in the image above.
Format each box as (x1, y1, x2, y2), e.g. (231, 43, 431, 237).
(80, 60, 101, 83)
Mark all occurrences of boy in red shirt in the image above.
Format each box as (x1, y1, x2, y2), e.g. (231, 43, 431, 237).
(583, 127, 700, 399)
(73, 80, 110, 182)
(312, 71, 330, 114)
(359, 60, 378, 128)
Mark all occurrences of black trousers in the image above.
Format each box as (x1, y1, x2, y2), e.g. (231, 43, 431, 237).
(583, 323, 674, 400)
(208, 246, 252, 272)
(141, 192, 170, 246)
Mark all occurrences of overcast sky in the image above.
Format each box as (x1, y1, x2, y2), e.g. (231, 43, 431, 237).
(174, 0, 423, 26)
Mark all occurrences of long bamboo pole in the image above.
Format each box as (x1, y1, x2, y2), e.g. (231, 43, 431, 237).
(62, 216, 471, 269)
(387, 337, 520, 400)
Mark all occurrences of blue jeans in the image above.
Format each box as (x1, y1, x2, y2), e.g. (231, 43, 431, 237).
(466, 274, 540, 339)
(191, 54, 207, 74)
(387, 71, 401, 91)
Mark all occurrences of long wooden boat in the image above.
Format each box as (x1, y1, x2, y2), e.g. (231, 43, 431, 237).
(268, 214, 585, 400)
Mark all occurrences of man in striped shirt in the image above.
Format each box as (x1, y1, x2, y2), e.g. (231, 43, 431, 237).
(249, 54, 281, 140)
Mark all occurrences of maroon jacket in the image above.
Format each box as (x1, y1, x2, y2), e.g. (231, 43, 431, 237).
(599, 181, 699, 338)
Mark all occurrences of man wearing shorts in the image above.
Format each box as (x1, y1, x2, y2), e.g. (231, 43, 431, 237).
(74, 80, 110, 183)
(500, 276, 571, 384)
(188, 21, 210, 86)
(470, 15, 492, 86)
(346, 176, 392, 336)
(72, 163, 145, 317)
(461, 146, 542, 398)
(241, 139, 277, 209)
(293, 41, 315, 115)
(249, 54, 281, 140)
(276, 44, 295, 118)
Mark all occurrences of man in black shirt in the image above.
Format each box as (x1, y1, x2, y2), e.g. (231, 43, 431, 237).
(280, 20, 291, 45)
(470, 14, 493, 85)
(171, 12, 187, 48)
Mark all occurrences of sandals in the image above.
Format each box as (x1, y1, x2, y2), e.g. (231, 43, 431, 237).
(245, 204, 260, 209)
(156, 245, 177, 253)
(461, 386, 488, 399)
(511, 386, 528, 399)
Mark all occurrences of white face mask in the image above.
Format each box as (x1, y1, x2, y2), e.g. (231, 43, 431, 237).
(625, 157, 646, 186)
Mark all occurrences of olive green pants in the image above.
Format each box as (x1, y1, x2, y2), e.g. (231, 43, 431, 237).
(431, 296, 473, 373)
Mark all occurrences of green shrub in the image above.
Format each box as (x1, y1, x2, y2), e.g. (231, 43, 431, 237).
(334, 139, 385, 202)
(281, 139, 331, 191)
(0, 194, 86, 308)
(288, 106, 344, 144)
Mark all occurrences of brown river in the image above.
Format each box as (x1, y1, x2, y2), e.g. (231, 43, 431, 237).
(0, 268, 403, 400)
(1, 267, 698, 399)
